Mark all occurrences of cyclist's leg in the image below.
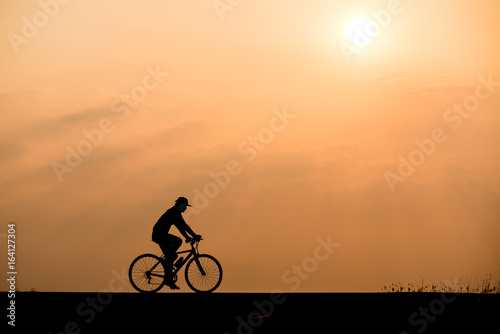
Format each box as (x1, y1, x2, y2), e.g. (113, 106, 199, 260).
(156, 241, 170, 263)
(157, 235, 182, 288)
(164, 235, 182, 268)
(166, 235, 182, 289)
(156, 241, 176, 288)
(167, 234, 182, 254)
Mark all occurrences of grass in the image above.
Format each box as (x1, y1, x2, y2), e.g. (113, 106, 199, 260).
(382, 274, 499, 294)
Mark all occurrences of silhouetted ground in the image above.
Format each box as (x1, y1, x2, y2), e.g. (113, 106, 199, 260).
(4, 292, 499, 333)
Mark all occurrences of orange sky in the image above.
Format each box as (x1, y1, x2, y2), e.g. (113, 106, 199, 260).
(1, 0, 499, 292)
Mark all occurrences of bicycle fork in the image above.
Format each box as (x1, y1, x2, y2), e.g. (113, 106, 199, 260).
(194, 256, 206, 275)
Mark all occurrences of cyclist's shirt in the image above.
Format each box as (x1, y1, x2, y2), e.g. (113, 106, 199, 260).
(152, 205, 193, 242)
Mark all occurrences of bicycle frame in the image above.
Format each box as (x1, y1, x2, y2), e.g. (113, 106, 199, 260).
(150, 241, 202, 279)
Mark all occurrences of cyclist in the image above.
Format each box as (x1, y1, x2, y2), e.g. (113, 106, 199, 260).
(152, 197, 201, 290)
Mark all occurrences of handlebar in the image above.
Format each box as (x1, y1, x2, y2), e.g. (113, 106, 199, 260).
(186, 237, 203, 244)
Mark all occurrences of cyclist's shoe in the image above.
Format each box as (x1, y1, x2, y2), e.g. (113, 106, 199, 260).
(168, 282, 180, 290)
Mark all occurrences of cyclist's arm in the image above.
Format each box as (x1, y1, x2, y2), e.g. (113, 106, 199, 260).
(182, 223, 198, 239)
(174, 217, 198, 240)
(178, 228, 190, 240)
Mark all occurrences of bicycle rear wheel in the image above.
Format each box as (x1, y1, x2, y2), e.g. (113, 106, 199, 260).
(129, 254, 166, 293)
(185, 254, 222, 293)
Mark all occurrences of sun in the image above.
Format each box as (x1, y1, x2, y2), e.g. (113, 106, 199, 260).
(345, 18, 372, 46)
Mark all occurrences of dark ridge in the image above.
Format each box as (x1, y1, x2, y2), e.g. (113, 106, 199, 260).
(4, 292, 499, 333)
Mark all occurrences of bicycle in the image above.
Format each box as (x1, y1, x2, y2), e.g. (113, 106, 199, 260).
(129, 239, 223, 293)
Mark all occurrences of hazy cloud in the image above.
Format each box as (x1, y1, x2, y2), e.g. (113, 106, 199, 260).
(57, 107, 114, 125)
(0, 141, 26, 161)
(376, 73, 476, 97)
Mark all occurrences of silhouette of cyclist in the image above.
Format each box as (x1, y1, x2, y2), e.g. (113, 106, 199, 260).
(152, 197, 201, 290)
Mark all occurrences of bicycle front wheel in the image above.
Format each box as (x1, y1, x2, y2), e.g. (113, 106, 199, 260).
(129, 254, 166, 293)
(185, 254, 223, 293)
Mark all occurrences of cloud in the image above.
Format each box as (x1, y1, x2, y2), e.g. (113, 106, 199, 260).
(0, 89, 46, 102)
(231, 94, 252, 100)
(376, 73, 459, 84)
(376, 73, 415, 84)
(0, 141, 26, 161)
(154, 120, 213, 144)
(235, 142, 371, 193)
(57, 107, 114, 125)
(376, 73, 476, 97)
(400, 83, 475, 97)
